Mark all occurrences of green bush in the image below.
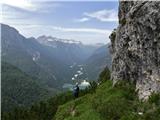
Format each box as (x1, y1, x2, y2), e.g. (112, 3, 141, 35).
(88, 81, 98, 93)
(120, 18, 126, 25)
(98, 67, 111, 83)
(148, 93, 160, 105)
(109, 29, 116, 43)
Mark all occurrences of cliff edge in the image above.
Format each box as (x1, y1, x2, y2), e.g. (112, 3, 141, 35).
(110, 1, 160, 100)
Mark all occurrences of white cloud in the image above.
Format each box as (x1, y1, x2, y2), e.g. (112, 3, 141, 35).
(0, 1, 61, 23)
(75, 17, 90, 22)
(84, 9, 118, 22)
(6, 24, 111, 44)
(0, 0, 61, 13)
(31, 0, 118, 1)
(1, 5, 29, 20)
(51, 26, 110, 34)
(0, 0, 37, 12)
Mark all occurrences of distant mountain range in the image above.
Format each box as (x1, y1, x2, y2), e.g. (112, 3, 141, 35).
(84, 44, 111, 80)
(1, 23, 111, 111)
(36, 35, 99, 65)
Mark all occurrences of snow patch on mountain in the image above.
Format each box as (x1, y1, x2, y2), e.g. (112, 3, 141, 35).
(37, 35, 82, 46)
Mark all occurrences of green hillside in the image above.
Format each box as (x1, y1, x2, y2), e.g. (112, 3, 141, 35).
(55, 82, 160, 120)
(1, 62, 56, 112)
(2, 67, 160, 120)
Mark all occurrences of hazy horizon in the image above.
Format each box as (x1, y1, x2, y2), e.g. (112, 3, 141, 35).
(1, 0, 118, 44)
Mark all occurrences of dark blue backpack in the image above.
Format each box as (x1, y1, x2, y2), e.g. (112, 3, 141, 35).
(73, 85, 79, 97)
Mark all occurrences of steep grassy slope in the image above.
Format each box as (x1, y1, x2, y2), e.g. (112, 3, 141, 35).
(55, 80, 160, 120)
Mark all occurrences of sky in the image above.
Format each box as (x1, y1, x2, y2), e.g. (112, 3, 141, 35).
(0, 0, 119, 44)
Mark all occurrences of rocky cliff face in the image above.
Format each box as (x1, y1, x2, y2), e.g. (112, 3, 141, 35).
(110, 1, 160, 100)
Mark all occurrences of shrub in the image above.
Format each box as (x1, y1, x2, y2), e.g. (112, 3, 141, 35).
(109, 29, 116, 43)
(120, 18, 126, 25)
(98, 67, 111, 83)
(148, 93, 160, 106)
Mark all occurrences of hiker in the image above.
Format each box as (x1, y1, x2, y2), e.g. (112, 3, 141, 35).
(73, 82, 79, 98)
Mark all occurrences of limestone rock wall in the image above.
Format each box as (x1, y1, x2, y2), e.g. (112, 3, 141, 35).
(110, 1, 160, 100)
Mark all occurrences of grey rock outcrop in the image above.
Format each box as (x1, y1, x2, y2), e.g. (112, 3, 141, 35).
(110, 1, 160, 100)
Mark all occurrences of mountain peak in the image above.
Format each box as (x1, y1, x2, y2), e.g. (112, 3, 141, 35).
(1, 23, 19, 35)
(37, 35, 82, 45)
